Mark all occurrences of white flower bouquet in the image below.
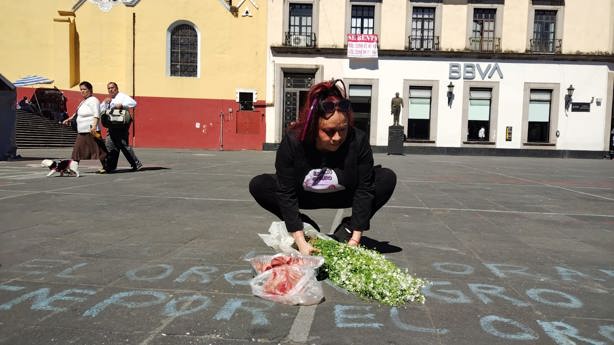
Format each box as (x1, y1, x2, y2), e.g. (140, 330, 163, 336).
(311, 238, 427, 306)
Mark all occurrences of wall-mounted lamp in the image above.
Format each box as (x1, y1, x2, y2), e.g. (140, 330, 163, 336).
(447, 82, 455, 108)
(564, 84, 574, 111)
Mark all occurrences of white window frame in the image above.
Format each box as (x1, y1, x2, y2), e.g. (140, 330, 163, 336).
(521, 82, 560, 147)
(406, 1, 442, 50)
(283, 0, 319, 46)
(345, 1, 382, 44)
(273, 64, 324, 143)
(465, 2, 504, 51)
(344, 78, 379, 145)
(461, 81, 500, 145)
(403, 79, 439, 143)
(166, 20, 201, 78)
(526, 3, 564, 53)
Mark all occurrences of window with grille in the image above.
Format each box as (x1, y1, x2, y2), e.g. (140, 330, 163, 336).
(533, 10, 557, 53)
(471, 9, 496, 51)
(351, 5, 375, 34)
(408, 87, 432, 140)
(410, 7, 435, 50)
(170, 24, 197, 77)
(467, 88, 491, 141)
(527, 90, 551, 142)
(289, 4, 312, 35)
(282, 73, 314, 132)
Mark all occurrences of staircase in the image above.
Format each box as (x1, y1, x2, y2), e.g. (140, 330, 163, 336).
(15, 110, 77, 148)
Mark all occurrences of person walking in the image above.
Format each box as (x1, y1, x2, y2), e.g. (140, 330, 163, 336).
(61, 81, 107, 172)
(99, 82, 142, 173)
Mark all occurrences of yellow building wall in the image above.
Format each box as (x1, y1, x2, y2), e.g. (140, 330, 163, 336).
(563, 0, 613, 53)
(440, 4, 468, 51)
(72, 3, 132, 94)
(500, 1, 529, 52)
(0, 1, 72, 86)
(267, 0, 284, 47)
(317, 0, 346, 48)
(380, 0, 406, 50)
(0, 0, 267, 101)
(132, 0, 267, 99)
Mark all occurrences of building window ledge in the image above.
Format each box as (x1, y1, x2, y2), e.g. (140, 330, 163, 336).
(463, 141, 495, 145)
(405, 140, 435, 144)
(523, 142, 556, 146)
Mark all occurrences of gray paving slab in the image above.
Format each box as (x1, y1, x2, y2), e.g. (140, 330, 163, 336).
(0, 148, 613, 345)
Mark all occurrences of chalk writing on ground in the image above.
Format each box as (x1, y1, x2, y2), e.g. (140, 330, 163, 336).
(1, 259, 612, 344)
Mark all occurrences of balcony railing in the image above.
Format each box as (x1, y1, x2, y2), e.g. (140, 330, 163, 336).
(530, 38, 562, 54)
(283, 32, 317, 48)
(468, 37, 501, 53)
(408, 35, 440, 51)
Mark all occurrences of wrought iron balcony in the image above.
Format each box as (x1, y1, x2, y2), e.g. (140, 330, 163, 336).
(468, 37, 501, 53)
(408, 35, 440, 51)
(283, 32, 317, 48)
(530, 38, 562, 54)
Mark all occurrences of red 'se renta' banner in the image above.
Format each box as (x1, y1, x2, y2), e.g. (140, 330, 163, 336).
(347, 34, 378, 59)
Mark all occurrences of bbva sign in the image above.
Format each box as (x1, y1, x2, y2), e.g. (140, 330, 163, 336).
(449, 63, 504, 80)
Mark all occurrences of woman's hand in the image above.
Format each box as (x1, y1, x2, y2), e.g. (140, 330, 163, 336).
(62, 117, 72, 126)
(292, 230, 318, 256)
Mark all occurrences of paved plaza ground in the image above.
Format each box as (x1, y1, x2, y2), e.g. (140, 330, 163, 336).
(0, 147, 613, 345)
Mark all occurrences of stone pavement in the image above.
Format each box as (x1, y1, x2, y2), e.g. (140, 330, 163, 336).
(0, 148, 613, 345)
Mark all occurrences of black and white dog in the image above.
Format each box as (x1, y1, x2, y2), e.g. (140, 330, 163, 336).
(41, 159, 80, 177)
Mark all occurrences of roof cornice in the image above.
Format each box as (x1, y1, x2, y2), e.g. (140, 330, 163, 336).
(270, 46, 614, 63)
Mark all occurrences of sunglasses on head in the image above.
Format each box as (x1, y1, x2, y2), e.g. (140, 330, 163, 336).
(319, 99, 351, 115)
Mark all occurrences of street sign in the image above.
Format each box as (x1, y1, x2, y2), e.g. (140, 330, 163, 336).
(571, 103, 590, 112)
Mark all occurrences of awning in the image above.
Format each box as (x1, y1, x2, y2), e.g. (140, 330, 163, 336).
(13, 75, 54, 87)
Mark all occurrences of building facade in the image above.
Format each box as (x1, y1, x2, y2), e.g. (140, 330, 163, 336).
(266, 0, 614, 157)
(1, 0, 267, 150)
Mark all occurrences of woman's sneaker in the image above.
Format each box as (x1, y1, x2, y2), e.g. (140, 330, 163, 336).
(330, 217, 352, 243)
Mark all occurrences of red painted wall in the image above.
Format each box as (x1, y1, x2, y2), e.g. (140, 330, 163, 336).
(16, 87, 266, 150)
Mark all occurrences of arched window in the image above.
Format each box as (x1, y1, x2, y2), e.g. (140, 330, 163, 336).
(169, 23, 198, 77)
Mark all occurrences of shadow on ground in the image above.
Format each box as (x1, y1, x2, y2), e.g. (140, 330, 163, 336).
(360, 236, 402, 253)
(100, 167, 170, 174)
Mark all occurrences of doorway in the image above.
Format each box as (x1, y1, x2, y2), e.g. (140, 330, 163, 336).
(349, 85, 372, 137)
(282, 72, 314, 135)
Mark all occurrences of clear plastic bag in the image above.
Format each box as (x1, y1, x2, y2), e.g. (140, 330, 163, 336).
(257, 221, 333, 254)
(247, 252, 324, 305)
(250, 222, 329, 305)
(250, 265, 324, 305)
(248, 253, 324, 274)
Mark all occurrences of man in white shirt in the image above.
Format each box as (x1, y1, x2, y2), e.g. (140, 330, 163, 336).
(99, 82, 142, 173)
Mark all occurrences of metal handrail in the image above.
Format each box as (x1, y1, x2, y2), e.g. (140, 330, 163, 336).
(408, 35, 440, 51)
(468, 37, 501, 52)
(530, 38, 562, 54)
(283, 32, 317, 48)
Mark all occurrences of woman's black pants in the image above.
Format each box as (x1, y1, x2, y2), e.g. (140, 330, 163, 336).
(249, 167, 396, 230)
